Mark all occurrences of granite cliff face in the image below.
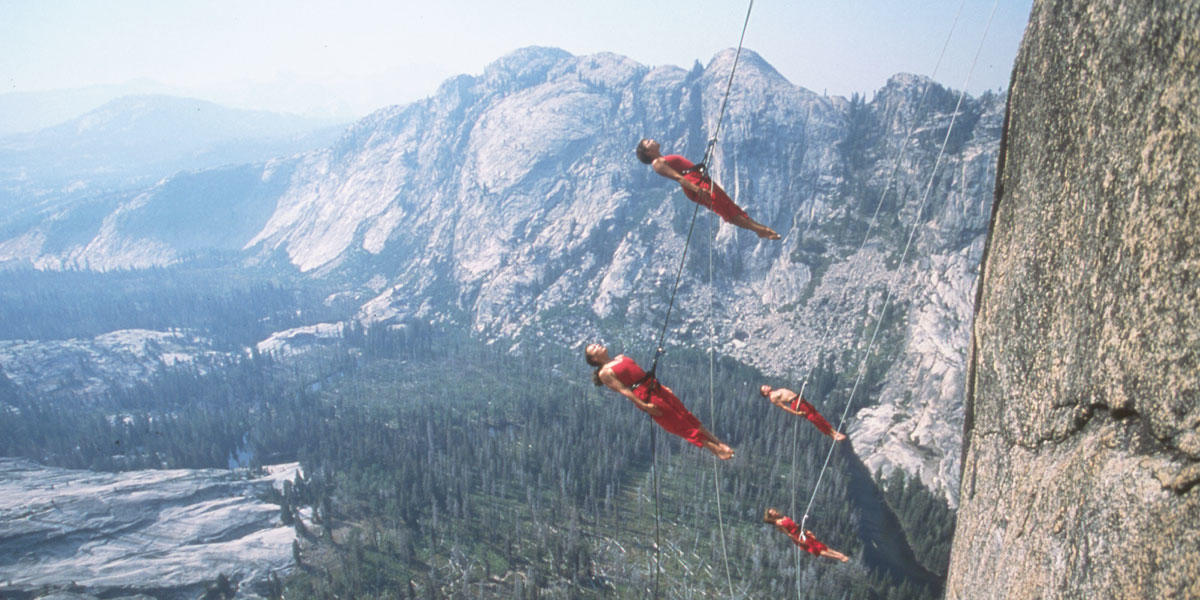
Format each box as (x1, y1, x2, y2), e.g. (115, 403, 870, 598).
(249, 49, 1002, 502)
(0, 48, 1004, 502)
(947, 0, 1199, 597)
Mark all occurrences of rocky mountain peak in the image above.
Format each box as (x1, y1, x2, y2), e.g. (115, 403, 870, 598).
(706, 47, 787, 84)
(1, 47, 1006, 503)
(482, 46, 575, 90)
(41, 94, 323, 141)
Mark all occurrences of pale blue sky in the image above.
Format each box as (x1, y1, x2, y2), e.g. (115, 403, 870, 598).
(1, 0, 1033, 118)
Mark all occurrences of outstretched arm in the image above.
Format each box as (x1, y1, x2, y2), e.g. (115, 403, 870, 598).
(599, 370, 661, 416)
(773, 392, 808, 416)
(774, 521, 806, 545)
(651, 158, 711, 202)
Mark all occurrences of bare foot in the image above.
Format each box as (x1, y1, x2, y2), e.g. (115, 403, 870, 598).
(715, 444, 735, 460)
(757, 227, 781, 240)
(832, 431, 847, 441)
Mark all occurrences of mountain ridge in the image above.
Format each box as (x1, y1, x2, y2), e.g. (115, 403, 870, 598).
(0, 47, 1003, 503)
(0, 93, 344, 203)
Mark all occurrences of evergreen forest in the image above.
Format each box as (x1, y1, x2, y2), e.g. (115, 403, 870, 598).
(0, 267, 955, 598)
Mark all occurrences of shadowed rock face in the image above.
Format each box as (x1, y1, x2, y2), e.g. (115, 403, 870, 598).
(947, 0, 1199, 598)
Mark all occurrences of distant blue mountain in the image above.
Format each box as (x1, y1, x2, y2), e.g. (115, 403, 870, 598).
(0, 94, 347, 193)
(0, 81, 174, 136)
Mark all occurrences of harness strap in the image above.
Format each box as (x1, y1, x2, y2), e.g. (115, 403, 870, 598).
(631, 370, 658, 391)
(680, 162, 710, 179)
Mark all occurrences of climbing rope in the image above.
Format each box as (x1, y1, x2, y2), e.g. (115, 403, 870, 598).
(645, 0, 754, 378)
(709, 204, 735, 597)
(646, 202, 702, 381)
(651, 425, 662, 597)
(782, 1, 969, 561)
(696, 0, 748, 171)
(641, 4, 755, 596)
(796, 0, 1002, 537)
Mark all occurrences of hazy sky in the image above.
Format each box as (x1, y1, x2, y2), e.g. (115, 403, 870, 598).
(2, 0, 1033, 118)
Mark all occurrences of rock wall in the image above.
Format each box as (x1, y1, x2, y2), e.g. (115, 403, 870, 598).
(947, 0, 1199, 597)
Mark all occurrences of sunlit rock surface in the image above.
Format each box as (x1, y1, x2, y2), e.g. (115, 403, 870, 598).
(947, 0, 1199, 597)
(0, 329, 224, 400)
(255, 322, 345, 356)
(0, 459, 298, 598)
(248, 49, 1001, 502)
(0, 48, 1006, 501)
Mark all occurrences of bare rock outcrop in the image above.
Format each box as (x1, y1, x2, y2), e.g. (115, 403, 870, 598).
(947, 0, 1199, 597)
(0, 459, 299, 598)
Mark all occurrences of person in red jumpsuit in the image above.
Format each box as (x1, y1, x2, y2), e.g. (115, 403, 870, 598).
(763, 508, 850, 562)
(760, 384, 846, 441)
(585, 343, 734, 460)
(635, 138, 780, 240)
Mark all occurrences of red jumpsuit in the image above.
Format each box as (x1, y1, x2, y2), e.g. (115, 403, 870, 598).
(779, 516, 829, 556)
(662, 155, 749, 223)
(792, 396, 837, 437)
(610, 355, 706, 448)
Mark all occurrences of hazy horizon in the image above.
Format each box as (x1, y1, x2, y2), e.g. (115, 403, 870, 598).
(3, 0, 1031, 124)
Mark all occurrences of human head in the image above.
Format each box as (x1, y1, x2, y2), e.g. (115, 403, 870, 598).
(763, 507, 781, 523)
(759, 384, 772, 398)
(635, 138, 658, 164)
(584, 343, 606, 366)
(584, 343, 607, 386)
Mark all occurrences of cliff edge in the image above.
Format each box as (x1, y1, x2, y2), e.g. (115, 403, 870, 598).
(947, 0, 1198, 597)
